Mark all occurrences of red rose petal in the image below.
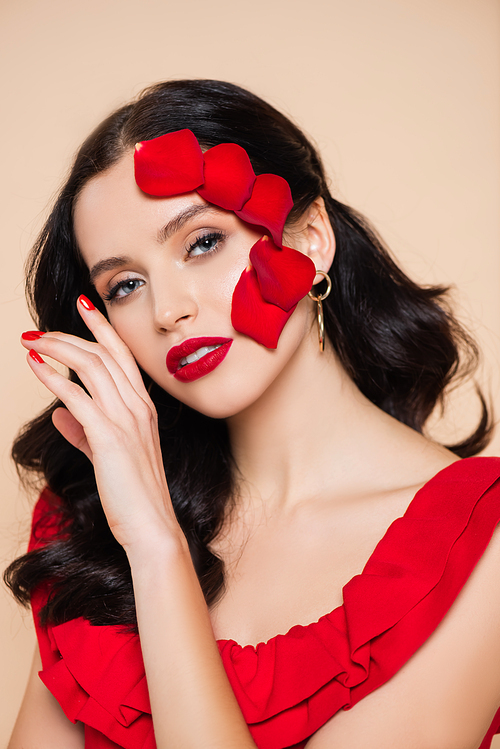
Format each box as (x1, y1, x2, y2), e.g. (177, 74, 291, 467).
(134, 129, 204, 196)
(235, 174, 293, 247)
(249, 236, 317, 312)
(231, 265, 296, 349)
(197, 144, 256, 211)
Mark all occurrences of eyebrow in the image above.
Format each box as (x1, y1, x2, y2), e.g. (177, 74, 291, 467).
(156, 203, 222, 243)
(89, 255, 132, 285)
(88, 203, 224, 285)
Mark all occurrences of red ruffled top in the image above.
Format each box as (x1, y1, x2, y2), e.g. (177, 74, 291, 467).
(29, 457, 500, 748)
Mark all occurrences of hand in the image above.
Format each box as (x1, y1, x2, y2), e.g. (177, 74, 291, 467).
(21, 298, 259, 749)
(21, 296, 182, 553)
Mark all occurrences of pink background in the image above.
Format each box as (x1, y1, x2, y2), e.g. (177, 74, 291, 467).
(1, 0, 499, 740)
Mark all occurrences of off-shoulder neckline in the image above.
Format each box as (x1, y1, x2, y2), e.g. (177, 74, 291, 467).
(215, 456, 499, 652)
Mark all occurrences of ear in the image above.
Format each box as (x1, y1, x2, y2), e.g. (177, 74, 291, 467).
(288, 198, 335, 285)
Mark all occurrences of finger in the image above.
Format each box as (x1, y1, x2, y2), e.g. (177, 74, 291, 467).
(20, 300, 151, 403)
(26, 349, 115, 451)
(21, 330, 136, 401)
(52, 407, 93, 461)
(76, 295, 151, 398)
(23, 332, 151, 423)
(29, 338, 146, 425)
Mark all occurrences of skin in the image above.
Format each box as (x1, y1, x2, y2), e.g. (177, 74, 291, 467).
(9, 150, 500, 748)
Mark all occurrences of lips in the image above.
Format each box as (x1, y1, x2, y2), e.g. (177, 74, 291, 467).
(167, 337, 233, 383)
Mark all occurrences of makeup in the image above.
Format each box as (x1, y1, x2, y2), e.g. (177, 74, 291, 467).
(167, 337, 233, 383)
(22, 331, 45, 340)
(134, 130, 315, 349)
(29, 349, 44, 364)
(79, 295, 96, 311)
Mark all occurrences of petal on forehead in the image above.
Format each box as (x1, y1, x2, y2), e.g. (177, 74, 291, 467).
(134, 129, 204, 196)
(197, 144, 256, 211)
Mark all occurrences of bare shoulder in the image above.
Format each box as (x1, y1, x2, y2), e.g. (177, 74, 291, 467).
(8, 646, 84, 749)
(307, 478, 500, 749)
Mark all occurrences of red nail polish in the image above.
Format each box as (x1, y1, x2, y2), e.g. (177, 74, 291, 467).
(22, 331, 45, 341)
(29, 349, 44, 364)
(79, 295, 95, 311)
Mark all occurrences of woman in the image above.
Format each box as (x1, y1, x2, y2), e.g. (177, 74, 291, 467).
(5, 78, 500, 749)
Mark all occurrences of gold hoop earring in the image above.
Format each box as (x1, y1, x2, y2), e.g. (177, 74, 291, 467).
(308, 271, 332, 352)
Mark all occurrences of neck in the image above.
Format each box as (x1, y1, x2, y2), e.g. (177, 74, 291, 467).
(226, 333, 391, 515)
(225, 325, 456, 519)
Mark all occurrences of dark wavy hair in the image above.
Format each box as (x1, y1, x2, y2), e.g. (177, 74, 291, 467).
(4, 79, 493, 630)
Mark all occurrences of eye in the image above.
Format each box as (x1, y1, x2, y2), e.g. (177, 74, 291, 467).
(103, 278, 145, 302)
(187, 231, 225, 257)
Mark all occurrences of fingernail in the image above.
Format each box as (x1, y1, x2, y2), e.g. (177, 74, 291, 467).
(29, 349, 44, 364)
(22, 331, 45, 341)
(79, 295, 95, 311)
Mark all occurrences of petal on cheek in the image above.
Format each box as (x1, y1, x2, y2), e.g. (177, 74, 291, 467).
(249, 236, 317, 312)
(197, 144, 256, 211)
(134, 129, 205, 196)
(231, 266, 296, 349)
(235, 174, 293, 247)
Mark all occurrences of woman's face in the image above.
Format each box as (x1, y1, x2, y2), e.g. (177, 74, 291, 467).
(73, 151, 315, 419)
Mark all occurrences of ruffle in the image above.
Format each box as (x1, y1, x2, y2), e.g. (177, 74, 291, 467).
(35, 610, 154, 749)
(31, 457, 500, 749)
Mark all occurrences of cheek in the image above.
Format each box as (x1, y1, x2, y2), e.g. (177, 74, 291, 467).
(198, 232, 257, 318)
(105, 305, 161, 381)
(107, 304, 147, 346)
(212, 254, 247, 312)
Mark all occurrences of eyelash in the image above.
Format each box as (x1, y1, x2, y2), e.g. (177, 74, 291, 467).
(102, 279, 143, 303)
(102, 230, 226, 303)
(186, 230, 226, 258)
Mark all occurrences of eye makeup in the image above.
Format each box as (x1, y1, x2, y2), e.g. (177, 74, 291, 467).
(101, 228, 228, 303)
(103, 278, 145, 303)
(186, 230, 226, 258)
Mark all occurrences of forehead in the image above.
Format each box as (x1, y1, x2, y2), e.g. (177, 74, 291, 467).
(73, 151, 208, 262)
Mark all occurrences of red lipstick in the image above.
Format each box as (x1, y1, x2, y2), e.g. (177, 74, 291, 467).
(167, 337, 233, 383)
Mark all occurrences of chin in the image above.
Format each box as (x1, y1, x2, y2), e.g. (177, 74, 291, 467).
(190, 403, 242, 420)
(172, 385, 265, 420)
(150, 367, 274, 420)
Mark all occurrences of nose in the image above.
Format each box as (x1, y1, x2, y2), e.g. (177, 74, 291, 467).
(151, 280, 198, 334)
